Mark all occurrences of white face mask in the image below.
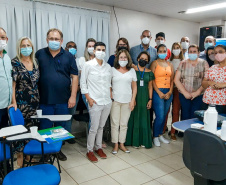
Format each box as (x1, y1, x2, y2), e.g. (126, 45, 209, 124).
(181, 42, 189, 50)
(119, 60, 128, 67)
(95, 51, 106, 60)
(0, 40, 7, 51)
(172, 49, 181, 56)
(156, 40, 165, 46)
(142, 37, 150, 45)
(87, 47, 94, 55)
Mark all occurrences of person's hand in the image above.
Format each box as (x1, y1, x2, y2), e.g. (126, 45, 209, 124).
(183, 91, 192, 99)
(164, 91, 172, 100)
(158, 92, 165, 99)
(147, 100, 152, 109)
(213, 83, 226, 89)
(8, 103, 17, 111)
(129, 100, 135, 111)
(208, 81, 217, 89)
(68, 96, 76, 108)
(88, 98, 96, 107)
(191, 91, 201, 100)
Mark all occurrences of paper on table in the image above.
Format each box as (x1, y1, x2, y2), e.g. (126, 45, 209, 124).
(191, 123, 204, 129)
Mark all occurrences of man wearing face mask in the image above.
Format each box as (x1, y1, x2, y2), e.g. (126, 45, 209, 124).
(36, 28, 79, 161)
(0, 28, 12, 129)
(180, 36, 190, 59)
(199, 35, 216, 61)
(130, 30, 157, 68)
(155, 32, 171, 60)
(80, 42, 112, 163)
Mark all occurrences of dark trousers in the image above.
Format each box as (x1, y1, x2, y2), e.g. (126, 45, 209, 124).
(179, 93, 203, 120)
(39, 104, 69, 131)
(0, 108, 9, 129)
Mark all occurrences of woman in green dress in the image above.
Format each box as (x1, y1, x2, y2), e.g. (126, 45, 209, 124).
(125, 51, 155, 148)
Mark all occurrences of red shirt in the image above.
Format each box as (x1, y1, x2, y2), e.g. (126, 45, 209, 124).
(155, 46, 171, 60)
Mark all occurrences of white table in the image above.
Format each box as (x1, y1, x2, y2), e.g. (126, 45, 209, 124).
(31, 115, 72, 122)
(7, 132, 46, 142)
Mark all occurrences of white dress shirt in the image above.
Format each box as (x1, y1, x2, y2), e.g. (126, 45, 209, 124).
(80, 58, 112, 105)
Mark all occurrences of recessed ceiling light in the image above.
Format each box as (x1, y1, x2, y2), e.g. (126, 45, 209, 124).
(186, 2, 226, 14)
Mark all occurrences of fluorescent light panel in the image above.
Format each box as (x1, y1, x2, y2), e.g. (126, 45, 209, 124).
(186, 2, 226, 14)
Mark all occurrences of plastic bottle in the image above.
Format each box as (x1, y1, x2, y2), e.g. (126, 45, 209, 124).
(221, 120, 226, 140)
(203, 105, 218, 134)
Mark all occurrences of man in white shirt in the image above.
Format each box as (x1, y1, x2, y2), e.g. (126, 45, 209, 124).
(180, 36, 190, 60)
(80, 42, 112, 163)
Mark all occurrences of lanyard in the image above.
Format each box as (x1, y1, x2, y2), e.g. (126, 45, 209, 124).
(137, 65, 145, 79)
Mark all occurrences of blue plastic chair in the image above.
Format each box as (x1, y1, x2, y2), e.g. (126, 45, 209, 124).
(8, 108, 62, 172)
(3, 164, 61, 185)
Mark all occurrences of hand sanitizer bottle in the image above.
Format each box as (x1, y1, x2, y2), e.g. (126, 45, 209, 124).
(203, 105, 218, 134)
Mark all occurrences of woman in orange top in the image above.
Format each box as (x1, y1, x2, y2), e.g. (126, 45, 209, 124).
(150, 44, 174, 147)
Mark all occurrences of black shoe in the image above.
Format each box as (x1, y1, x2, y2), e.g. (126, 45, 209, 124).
(58, 151, 67, 161)
(62, 141, 65, 145)
(177, 132, 184, 138)
(66, 138, 76, 144)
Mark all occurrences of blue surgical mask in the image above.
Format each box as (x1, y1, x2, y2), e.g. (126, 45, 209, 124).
(69, 48, 77, 56)
(188, 53, 198, 61)
(48, 41, 61, 50)
(204, 42, 213, 50)
(158, 53, 167, 59)
(21, 47, 33, 56)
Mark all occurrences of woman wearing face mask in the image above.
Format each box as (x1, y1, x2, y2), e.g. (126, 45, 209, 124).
(111, 49, 137, 154)
(168, 42, 184, 141)
(9, 37, 39, 167)
(206, 46, 218, 67)
(107, 38, 130, 67)
(202, 45, 226, 113)
(125, 51, 154, 149)
(151, 44, 174, 147)
(174, 44, 209, 120)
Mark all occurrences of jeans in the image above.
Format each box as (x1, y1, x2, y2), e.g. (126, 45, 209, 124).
(82, 94, 91, 129)
(67, 91, 80, 132)
(39, 104, 69, 131)
(0, 108, 9, 129)
(179, 93, 203, 120)
(153, 88, 173, 137)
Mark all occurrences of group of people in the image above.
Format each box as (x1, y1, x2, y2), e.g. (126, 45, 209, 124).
(0, 27, 226, 164)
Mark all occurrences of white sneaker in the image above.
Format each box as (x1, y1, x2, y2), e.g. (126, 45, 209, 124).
(153, 137, 160, 147)
(159, 135, 170, 144)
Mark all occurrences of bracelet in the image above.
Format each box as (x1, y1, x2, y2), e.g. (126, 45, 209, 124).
(149, 98, 152, 101)
(111, 98, 114, 102)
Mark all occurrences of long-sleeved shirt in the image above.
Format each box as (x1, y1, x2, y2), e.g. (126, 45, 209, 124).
(130, 44, 157, 68)
(0, 50, 12, 109)
(80, 58, 112, 105)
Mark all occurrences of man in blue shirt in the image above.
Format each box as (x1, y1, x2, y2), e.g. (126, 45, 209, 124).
(0, 27, 12, 129)
(130, 30, 157, 68)
(199, 35, 216, 61)
(36, 28, 79, 160)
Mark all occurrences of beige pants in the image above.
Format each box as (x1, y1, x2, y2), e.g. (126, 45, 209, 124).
(110, 101, 131, 143)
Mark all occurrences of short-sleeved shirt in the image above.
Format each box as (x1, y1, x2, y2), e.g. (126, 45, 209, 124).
(0, 50, 12, 109)
(203, 64, 226, 105)
(107, 55, 116, 67)
(112, 67, 137, 103)
(35, 47, 78, 104)
(177, 58, 209, 93)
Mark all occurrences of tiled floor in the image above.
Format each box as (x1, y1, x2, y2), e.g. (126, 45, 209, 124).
(58, 133, 193, 185)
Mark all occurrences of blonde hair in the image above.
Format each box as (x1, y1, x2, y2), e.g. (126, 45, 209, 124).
(170, 42, 184, 61)
(84, 38, 96, 61)
(16, 37, 38, 69)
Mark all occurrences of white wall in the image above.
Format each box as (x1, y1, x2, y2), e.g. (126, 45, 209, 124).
(46, 0, 200, 55)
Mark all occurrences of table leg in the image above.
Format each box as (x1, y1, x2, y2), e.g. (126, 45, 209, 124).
(10, 144, 14, 171)
(41, 142, 44, 164)
(3, 137, 7, 176)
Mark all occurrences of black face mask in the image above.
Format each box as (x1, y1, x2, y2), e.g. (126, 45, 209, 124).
(138, 59, 147, 67)
(117, 46, 128, 52)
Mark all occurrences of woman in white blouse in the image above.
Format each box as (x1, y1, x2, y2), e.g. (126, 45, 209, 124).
(111, 49, 137, 154)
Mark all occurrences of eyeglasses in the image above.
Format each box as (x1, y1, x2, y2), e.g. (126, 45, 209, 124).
(118, 44, 127, 47)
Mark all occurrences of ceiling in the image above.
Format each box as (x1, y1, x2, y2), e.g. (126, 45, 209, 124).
(82, 0, 226, 23)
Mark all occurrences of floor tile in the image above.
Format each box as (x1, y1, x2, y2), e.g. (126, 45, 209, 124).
(143, 180, 163, 185)
(60, 151, 90, 170)
(160, 142, 183, 153)
(80, 175, 120, 185)
(178, 167, 193, 178)
(110, 167, 152, 185)
(174, 151, 182, 157)
(118, 151, 153, 166)
(60, 170, 78, 185)
(135, 160, 175, 179)
(94, 156, 131, 174)
(156, 154, 185, 170)
(61, 143, 79, 155)
(156, 171, 193, 185)
(139, 146, 172, 159)
(66, 163, 106, 183)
